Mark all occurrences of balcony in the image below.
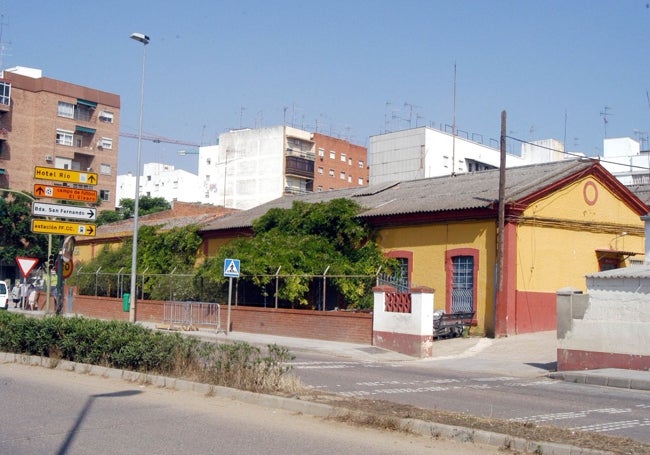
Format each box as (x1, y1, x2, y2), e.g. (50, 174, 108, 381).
(285, 155, 314, 179)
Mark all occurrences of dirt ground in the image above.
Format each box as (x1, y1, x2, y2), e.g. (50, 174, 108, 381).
(303, 392, 650, 455)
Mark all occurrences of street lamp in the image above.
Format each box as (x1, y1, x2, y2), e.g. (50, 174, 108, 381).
(129, 32, 149, 323)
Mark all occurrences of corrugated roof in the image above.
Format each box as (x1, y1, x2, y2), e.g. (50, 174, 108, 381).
(586, 265, 650, 279)
(200, 159, 600, 232)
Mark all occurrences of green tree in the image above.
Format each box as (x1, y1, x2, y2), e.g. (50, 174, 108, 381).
(195, 199, 394, 308)
(95, 209, 122, 226)
(0, 191, 49, 269)
(70, 224, 202, 300)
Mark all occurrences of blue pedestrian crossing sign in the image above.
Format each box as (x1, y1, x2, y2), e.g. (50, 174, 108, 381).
(224, 258, 240, 278)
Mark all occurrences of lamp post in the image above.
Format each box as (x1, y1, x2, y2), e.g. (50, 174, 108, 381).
(129, 32, 149, 323)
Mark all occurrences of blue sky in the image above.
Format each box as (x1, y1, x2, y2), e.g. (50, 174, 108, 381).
(4, 0, 650, 175)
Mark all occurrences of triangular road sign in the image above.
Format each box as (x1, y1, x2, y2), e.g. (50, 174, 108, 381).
(16, 256, 39, 278)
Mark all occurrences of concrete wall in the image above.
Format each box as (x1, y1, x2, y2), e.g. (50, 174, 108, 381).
(556, 278, 650, 371)
(372, 285, 434, 358)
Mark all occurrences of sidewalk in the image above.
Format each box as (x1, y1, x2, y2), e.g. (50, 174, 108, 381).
(167, 325, 650, 392)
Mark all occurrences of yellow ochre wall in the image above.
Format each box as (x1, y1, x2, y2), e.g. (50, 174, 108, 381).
(377, 220, 496, 335)
(517, 177, 645, 293)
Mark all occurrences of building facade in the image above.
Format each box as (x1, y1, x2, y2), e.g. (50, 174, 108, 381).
(197, 126, 367, 210)
(312, 132, 368, 191)
(116, 162, 201, 207)
(0, 67, 120, 209)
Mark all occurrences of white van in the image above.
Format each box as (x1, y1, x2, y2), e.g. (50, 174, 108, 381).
(0, 280, 8, 310)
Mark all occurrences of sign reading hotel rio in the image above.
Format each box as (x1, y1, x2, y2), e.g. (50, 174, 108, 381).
(33, 166, 98, 185)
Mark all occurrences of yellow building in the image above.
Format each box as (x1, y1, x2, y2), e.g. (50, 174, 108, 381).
(199, 159, 650, 336)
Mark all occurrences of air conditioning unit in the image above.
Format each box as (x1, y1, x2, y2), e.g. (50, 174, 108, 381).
(96, 141, 103, 148)
(45, 155, 53, 162)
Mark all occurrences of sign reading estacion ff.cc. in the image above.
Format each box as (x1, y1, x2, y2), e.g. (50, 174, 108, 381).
(34, 166, 98, 186)
(31, 219, 96, 237)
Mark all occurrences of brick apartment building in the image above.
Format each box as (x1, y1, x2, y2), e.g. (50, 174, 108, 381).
(312, 132, 368, 192)
(0, 66, 120, 210)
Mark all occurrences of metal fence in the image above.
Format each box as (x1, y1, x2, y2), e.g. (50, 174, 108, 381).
(163, 301, 221, 331)
(70, 268, 393, 310)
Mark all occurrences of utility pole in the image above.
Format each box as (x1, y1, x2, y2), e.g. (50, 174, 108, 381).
(495, 110, 507, 337)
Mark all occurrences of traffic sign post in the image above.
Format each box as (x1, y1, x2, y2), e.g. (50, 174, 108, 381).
(31, 219, 96, 237)
(32, 201, 96, 221)
(33, 184, 98, 203)
(34, 166, 98, 185)
(223, 258, 241, 333)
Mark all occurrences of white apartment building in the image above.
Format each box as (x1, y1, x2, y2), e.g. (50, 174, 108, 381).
(116, 162, 200, 207)
(369, 126, 536, 184)
(198, 126, 316, 210)
(598, 137, 650, 185)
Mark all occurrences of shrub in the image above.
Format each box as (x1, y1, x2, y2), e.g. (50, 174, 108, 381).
(0, 312, 295, 394)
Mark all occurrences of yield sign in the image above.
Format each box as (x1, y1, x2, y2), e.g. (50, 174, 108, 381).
(16, 257, 39, 277)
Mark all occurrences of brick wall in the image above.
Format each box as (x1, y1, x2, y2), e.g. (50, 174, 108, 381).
(69, 293, 373, 344)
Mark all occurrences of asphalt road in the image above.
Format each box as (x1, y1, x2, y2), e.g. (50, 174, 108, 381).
(0, 363, 502, 455)
(291, 350, 650, 443)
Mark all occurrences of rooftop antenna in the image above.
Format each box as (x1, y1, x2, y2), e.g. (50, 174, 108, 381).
(600, 106, 612, 138)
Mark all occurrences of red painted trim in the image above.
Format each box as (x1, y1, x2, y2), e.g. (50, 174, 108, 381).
(445, 248, 479, 318)
(496, 222, 517, 336)
(582, 180, 598, 206)
(373, 330, 433, 357)
(557, 348, 650, 372)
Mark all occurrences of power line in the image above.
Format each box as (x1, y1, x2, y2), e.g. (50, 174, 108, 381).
(506, 135, 650, 173)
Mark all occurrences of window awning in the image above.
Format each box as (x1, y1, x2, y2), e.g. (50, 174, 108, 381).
(75, 125, 96, 134)
(595, 249, 642, 257)
(77, 99, 97, 108)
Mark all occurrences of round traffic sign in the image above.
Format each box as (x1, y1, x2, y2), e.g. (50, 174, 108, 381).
(62, 259, 74, 279)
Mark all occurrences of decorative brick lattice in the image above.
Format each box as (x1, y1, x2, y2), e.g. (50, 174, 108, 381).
(385, 292, 411, 313)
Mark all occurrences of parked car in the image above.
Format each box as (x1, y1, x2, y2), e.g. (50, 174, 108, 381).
(0, 280, 8, 310)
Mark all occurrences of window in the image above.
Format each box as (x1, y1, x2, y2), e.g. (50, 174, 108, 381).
(359, 160, 364, 168)
(358, 177, 363, 185)
(318, 147, 325, 157)
(100, 163, 111, 175)
(99, 189, 110, 202)
(348, 158, 352, 166)
(340, 153, 346, 162)
(147, 175, 151, 181)
(329, 150, 335, 160)
(317, 166, 324, 175)
(328, 168, 334, 177)
(340, 171, 345, 180)
(206, 158, 211, 165)
(445, 248, 479, 314)
(317, 185, 323, 192)
(347, 175, 352, 183)
(380, 251, 412, 293)
(0, 81, 10, 106)
(98, 111, 114, 123)
(57, 102, 74, 118)
(99, 137, 113, 150)
(56, 129, 74, 146)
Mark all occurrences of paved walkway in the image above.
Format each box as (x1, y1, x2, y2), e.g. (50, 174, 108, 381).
(147, 324, 650, 391)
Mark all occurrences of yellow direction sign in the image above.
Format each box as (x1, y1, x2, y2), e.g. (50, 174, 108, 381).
(31, 219, 96, 237)
(33, 184, 98, 203)
(34, 166, 98, 185)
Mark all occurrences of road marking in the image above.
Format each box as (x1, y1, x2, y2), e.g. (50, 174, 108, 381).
(571, 419, 650, 433)
(511, 408, 634, 424)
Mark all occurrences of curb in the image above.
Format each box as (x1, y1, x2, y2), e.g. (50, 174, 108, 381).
(548, 372, 650, 392)
(1, 352, 613, 455)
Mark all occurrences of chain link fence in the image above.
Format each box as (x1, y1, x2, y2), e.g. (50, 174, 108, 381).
(70, 268, 396, 310)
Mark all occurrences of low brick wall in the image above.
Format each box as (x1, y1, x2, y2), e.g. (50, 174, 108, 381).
(69, 293, 373, 345)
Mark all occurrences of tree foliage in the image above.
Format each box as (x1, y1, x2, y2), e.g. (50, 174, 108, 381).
(195, 199, 394, 308)
(0, 192, 49, 267)
(70, 224, 203, 300)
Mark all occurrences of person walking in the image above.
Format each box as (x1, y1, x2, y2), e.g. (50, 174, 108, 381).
(11, 283, 20, 308)
(27, 285, 37, 311)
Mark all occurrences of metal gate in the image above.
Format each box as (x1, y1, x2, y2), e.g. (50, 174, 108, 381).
(163, 301, 221, 332)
